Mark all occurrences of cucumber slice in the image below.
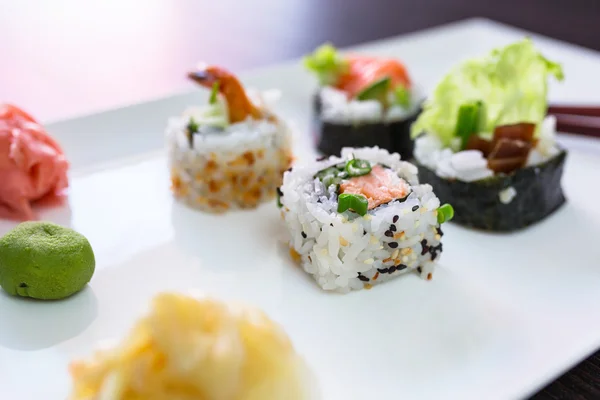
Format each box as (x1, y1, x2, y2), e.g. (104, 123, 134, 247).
(356, 77, 391, 104)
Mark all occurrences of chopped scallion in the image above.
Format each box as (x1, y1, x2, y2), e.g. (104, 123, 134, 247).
(337, 193, 369, 216)
(455, 101, 483, 149)
(345, 158, 372, 177)
(437, 203, 454, 224)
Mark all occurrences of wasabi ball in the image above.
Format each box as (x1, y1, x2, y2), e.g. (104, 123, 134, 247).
(0, 221, 95, 300)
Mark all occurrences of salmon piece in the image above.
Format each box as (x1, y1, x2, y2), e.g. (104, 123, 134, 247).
(0, 104, 69, 221)
(335, 55, 412, 99)
(340, 165, 409, 209)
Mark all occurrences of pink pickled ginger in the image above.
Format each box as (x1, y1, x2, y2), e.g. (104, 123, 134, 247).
(0, 104, 69, 220)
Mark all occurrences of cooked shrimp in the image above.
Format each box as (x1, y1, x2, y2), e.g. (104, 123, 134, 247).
(188, 65, 264, 123)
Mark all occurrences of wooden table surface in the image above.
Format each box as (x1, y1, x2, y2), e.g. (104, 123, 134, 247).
(1, 0, 599, 398)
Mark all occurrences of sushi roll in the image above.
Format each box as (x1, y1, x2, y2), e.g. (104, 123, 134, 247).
(304, 44, 422, 158)
(411, 39, 566, 231)
(279, 147, 453, 293)
(68, 292, 319, 399)
(166, 65, 293, 213)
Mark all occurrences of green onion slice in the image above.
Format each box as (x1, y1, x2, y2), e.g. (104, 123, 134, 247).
(209, 81, 220, 104)
(315, 167, 340, 181)
(437, 203, 455, 224)
(338, 193, 369, 216)
(345, 158, 372, 177)
(455, 101, 483, 149)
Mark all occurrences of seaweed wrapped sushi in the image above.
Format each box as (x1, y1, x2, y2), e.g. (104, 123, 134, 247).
(279, 147, 453, 293)
(166, 65, 293, 213)
(304, 44, 422, 158)
(411, 39, 566, 231)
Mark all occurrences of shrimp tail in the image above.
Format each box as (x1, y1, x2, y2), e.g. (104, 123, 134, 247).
(188, 65, 264, 123)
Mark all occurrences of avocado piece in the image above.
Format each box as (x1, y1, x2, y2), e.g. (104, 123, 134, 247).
(356, 77, 391, 105)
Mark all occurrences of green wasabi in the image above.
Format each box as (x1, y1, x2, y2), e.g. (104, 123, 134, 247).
(0, 221, 95, 300)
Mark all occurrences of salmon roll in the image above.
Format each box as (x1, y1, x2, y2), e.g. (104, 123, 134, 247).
(279, 147, 453, 293)
(166, 65, 293, 213)
(304, 44, 422, 159)
(412, 39, 566, 231)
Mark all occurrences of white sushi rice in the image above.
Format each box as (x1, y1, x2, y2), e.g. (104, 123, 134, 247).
(280, 147, 444, 293)
(414, 115, 562, 183)
(166, 90, 292, 212)
(318, 86, 423, 124)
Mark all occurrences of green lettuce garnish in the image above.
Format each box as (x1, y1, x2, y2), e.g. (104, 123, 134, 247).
(411, 38, 564, 146)
(303, 43, 349, 86)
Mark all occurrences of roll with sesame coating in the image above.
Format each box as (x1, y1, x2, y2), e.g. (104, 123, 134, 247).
(279, 147, 451, 293)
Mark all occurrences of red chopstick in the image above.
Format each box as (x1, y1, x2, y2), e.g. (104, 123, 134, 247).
(547, 105, 600, 138)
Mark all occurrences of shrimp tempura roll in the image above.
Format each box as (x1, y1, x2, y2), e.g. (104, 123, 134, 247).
(166, 65, 293, 213)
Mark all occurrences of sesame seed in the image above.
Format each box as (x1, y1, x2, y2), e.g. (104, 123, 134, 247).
(388, 242, 398, 249)
(364, 284, 373, 290)
(330, 223, 334, 227)
(385, 230, 393, 237)
(363, 229, 367, 235)
(301, 231, 307, 239)
(391, 249, 399, 259)
(401, 248, 412, 255)
(357, 273, 369, 282)
(389, 265, 397, 273)
(417, 266, 422, 274)
(363, 258, 374, 264)
(393, 215, 399, 223)
(377, 268, 389, 273)
(396, 264, 407, 271)
(427, 273, 433, 280)
(412, 205, 419, 212)
(372, 272, 380, 280)
(437, 227, 444, 236)
(389, 224, 397, 232)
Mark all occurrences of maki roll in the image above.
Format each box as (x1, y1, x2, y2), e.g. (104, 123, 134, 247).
(166, 65, 293, 213)
(279, 147, 453, 293)
(304, 44, 422, 158)
(412, 39, 567, 231)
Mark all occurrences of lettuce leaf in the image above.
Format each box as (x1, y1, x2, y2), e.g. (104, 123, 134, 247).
(411, 38, 564, 146)
(303, 43, 349, 86)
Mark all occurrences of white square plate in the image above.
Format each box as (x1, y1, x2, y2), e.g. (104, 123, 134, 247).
(1, 18, 600, 400)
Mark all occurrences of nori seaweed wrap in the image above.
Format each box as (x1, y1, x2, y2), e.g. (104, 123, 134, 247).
(304, 43, 420, 158)
(416, 149, 567, 231)
(410, 39, 567, 231)
(312, 94, 420, 158)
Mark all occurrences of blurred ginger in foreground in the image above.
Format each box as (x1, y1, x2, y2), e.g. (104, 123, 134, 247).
(69, 293, 316, 400)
